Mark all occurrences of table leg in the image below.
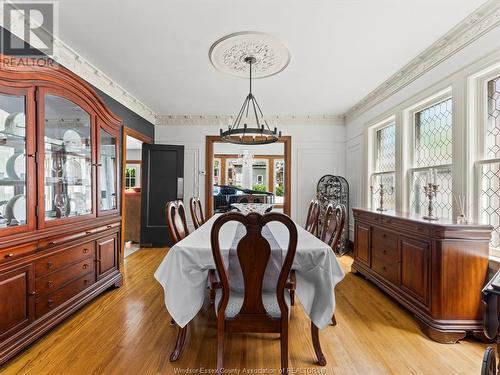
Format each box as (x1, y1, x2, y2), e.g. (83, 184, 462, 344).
(170, 325, 188, 362)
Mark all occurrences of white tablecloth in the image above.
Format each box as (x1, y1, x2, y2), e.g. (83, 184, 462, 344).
(154, 214, 345, 329)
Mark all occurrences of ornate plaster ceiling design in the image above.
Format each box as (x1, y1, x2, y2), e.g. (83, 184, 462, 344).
(209, 32, 290, 79)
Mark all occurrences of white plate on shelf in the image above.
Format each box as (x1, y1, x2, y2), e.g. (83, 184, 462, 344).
(5, 194, 26, 224)
(5, 112, 25, 137)
(62, 129, 82, 150)
(6, 153, 25, 180)
(62, 158, 82, 183)
(69, 192, 86, 214)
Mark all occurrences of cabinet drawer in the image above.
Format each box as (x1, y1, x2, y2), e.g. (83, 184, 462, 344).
(0, 242, 37, 264)
(371, 228, 399, 261)
(35, 272, 94, 318)
(35, 257, 94, 296)
(372, 255, 399, 285)
(35, 242, 95, 277)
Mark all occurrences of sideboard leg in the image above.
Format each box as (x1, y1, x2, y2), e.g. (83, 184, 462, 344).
(417, 320, 466, 344)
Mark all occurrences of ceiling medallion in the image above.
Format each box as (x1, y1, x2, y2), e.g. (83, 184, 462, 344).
(209, 31, 290, 79)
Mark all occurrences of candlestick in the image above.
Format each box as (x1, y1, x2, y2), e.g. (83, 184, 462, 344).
(422, 182, 440, 220)
(370, 183, 394, 211)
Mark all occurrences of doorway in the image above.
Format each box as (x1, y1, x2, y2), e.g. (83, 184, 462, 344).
(205, 135, 291, 217)
(121, 127, 152, 259)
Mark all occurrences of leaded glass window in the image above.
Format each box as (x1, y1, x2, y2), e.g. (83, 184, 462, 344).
(370, 122, 396, 210)
(410, 98, 453, 219)
(480, 76, 500, 252)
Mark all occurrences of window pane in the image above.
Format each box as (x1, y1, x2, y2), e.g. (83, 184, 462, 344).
(376, 123, 395, 172)
(100, 129, 117, 211)
(415, 98, 452, 167)
(411, 167, 452, 219)
(481, 162, 500, 251)
(370, 173, 395, 210)
(274, 159, 284, 204)
(487, 76, 500, 159)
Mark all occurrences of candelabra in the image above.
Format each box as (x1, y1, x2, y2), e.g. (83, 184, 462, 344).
(370, 184, 394, 211)
(422, 183, 440, 220)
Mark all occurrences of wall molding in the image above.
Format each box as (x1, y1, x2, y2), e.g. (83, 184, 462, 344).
(0, 9, 157, 124)
(156, 114, 345, 126)
(344, 0, 500, 123)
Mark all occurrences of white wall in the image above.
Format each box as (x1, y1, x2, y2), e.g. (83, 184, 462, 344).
(155, 123, 346, 226)
(344, 24, 500, 240)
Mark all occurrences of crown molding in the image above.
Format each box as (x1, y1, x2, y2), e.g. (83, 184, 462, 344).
(344, 0, 500, 123)
(156, 114, 345, 126)
(0, 8, 157, 124)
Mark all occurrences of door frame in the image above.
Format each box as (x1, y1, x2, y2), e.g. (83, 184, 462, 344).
(121, 127, 153, 260)
(205, 135, 292, 217)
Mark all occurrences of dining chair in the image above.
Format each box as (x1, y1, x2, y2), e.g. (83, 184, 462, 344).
(304, 200, 320, 235)
(165, 200, 189, 244)
(189, 197, 205, 229)
(319, 203, 346, 326)
(210, 212, 326, 374)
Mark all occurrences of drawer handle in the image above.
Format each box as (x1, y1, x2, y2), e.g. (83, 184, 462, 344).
(47, 261, 54, 269)
(83, 248, 89, 254)
(47, 281, 53, 288)
(107, 225, 112, 229)
(382, 266, 387, 271)
(84, 279, 90, 285)
(382, 234, 387, 239)
(86, 230, 92, 235)
(5, 253, 15, 258)
(48, 299, 54, 307)
(82, 263, 89, 270)
(383, 249, 387, 254)
(29, 291, 36, 295)
(48, 241, 55, 245)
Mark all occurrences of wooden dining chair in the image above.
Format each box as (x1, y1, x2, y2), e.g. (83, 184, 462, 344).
(189, 197, 205, 229)
(165, 200, 189, 244)
(305, 200, 320, 235)
(210, 212, 326, 374)
(319, 203, 346, 326)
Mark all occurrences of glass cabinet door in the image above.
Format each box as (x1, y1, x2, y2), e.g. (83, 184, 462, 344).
(99, 126, 118, 213)
(0, 90, 31, 231)
(43, 94, 93, 222)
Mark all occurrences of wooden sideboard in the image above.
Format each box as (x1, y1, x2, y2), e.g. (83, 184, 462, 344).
(0, 55, 122, 364)
(352, 208, 493, 343)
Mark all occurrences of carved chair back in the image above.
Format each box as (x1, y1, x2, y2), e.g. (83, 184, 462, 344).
(210, 212, 297, 322)
(166, 200, 189, 244)
(320, 204, 346, 251)
(189, 197, 205, 229)
(305, 200, 320, 235)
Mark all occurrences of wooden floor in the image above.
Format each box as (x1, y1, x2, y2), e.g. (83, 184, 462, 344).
(0, 248, 491, 375)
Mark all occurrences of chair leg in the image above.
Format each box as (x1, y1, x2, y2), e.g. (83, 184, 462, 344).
(290, 289, 295, 306)
(170, 325, 187, 362)
(216, 320, 225, 375)
(209, 288, 216, 305)
(281, 323, 289, 374)
(331, 313, 337, 326)
(311, 322, 327, 366)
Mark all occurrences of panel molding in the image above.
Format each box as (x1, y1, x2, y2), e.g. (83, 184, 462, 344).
(156, 114, 345, 126)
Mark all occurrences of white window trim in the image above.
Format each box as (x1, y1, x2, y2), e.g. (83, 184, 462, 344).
(402, 88, 453, 215)
(366, 116, 396, 210)
(468, 61, 500, 258)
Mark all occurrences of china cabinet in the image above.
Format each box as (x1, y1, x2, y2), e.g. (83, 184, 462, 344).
(0, 55, 122, 365)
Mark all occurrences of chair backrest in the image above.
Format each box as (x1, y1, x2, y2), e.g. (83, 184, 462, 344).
(210, 212, 297, 320)
(165, 200, 189, 244)
(320, 204, 346, 251)
(189, 197, 205, 229)
(236, 195, 265, 204)
(305, 200, 320, 234)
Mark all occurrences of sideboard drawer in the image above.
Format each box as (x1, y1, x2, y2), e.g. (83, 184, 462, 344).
(35, 257, 94, 296)
(372, 255, 399, 285)
(371, 228, 399, 261)
(0, 243, 37, 264)
(35, 272, 94, 318)
(35, 242, 95, 277)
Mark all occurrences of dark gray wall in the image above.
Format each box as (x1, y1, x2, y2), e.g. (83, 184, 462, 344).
(0, 26, 155, 139)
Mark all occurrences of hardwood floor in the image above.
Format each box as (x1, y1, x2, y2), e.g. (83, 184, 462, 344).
(0, 248, 490, 375)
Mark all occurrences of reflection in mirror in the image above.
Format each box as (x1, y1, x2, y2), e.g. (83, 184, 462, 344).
(0, 92, 27, 228)
(212, 142, 285, 214)
(44, 94, 92, 220)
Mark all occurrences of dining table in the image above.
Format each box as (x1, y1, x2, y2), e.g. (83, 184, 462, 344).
(154, 212, 345, 361)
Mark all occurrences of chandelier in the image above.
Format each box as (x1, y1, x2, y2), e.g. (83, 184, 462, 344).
(220, 56, 281, 145)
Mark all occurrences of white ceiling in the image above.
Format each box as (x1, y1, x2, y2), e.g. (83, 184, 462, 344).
(57, 0, 486, 117)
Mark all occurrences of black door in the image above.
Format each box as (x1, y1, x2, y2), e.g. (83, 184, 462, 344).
(140, 144, 184, 247)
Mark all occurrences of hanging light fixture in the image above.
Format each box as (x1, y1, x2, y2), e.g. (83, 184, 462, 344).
(220, 56, 281, 145)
